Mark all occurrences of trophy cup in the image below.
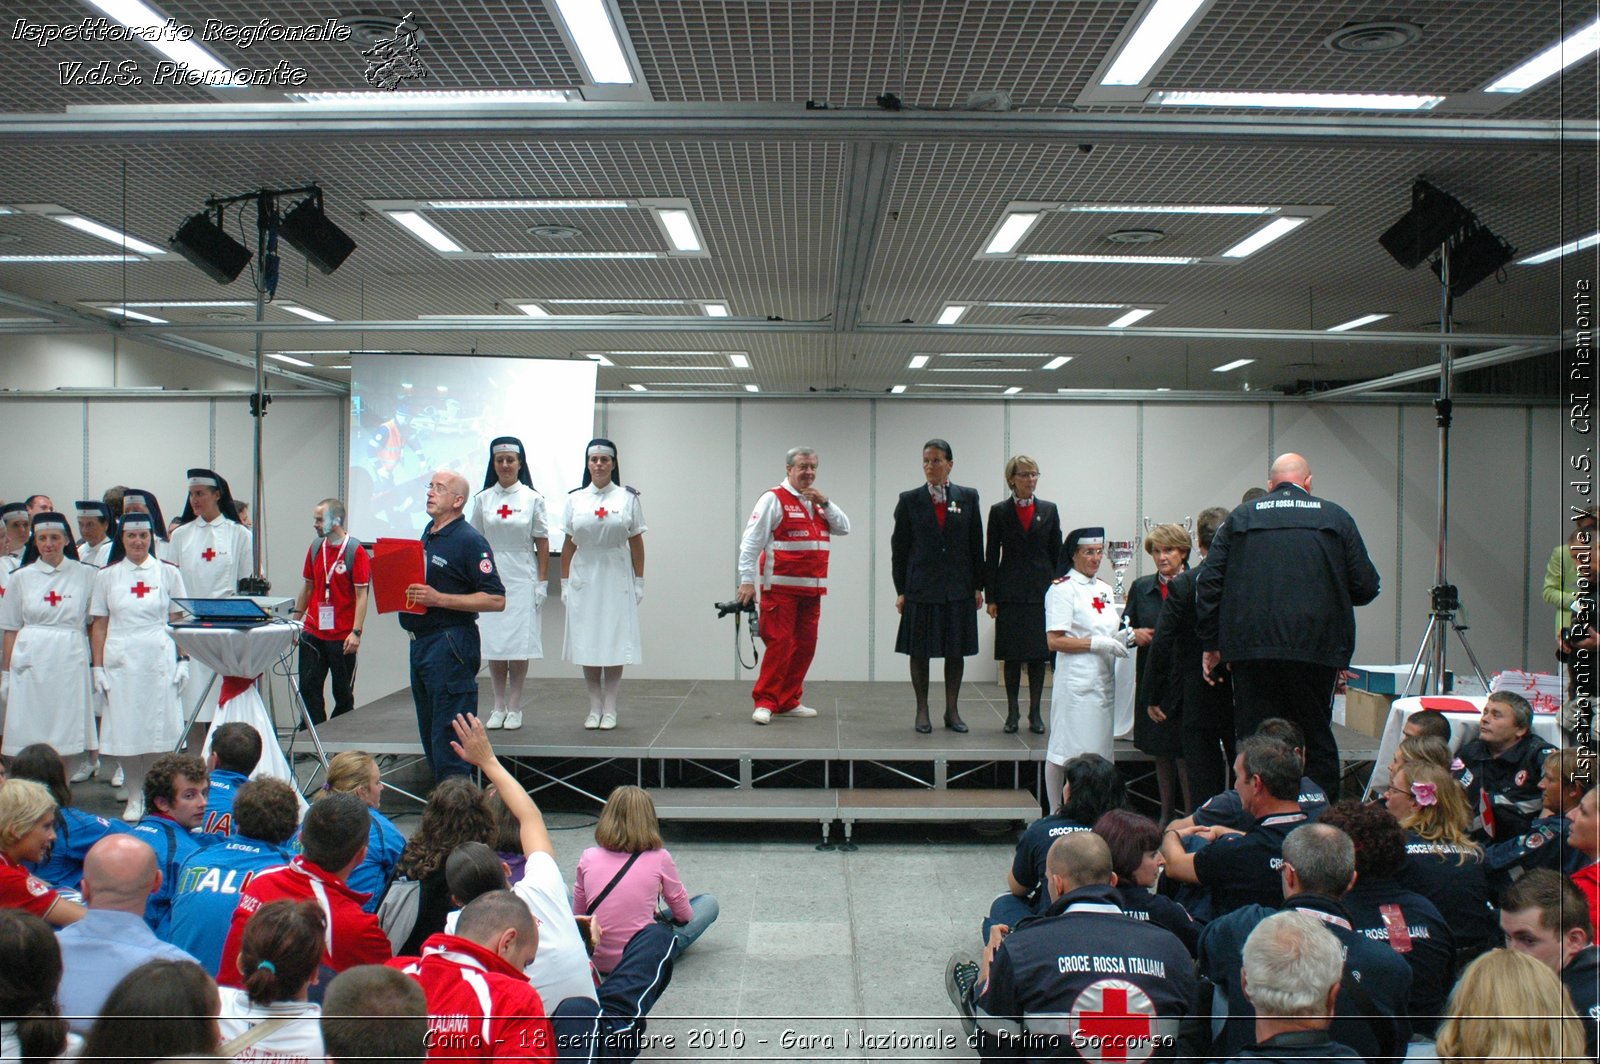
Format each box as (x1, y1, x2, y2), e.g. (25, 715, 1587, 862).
(1109, 538, 1136, 601)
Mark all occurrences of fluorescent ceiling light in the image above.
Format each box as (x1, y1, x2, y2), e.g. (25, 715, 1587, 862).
(703, 303, 730, 317)
(1486, 18, 1600, 93)
(728, 353, 750, 368)
(104, 307, 167, 323)
(985, 212, 1041, 255)
(642, 382, 739, 387)
(608, 350, 721, 355)
(1070, 204, 1277, 215)
(627, 383, 647, 392)
(1042, 356, 1074, 370)
(428, 199, 630, 210)
(931, 368, 1029, 373)
(292, 90, 572, 105)
(1106, 308, 1156, 328)
(552, 0, 636, 84)
(417, 315, 522, 320)
(989, 301, 1129, 309)
(0, 254, 144, 262)
(939, 352, 1054, 357)
(491, 251, 657, 259)
(586, 353, 615, 366)
(83, 0, 232, 78)
(386, 211, 464, 253)
(122, 300, 254, 308)
(0, 207, 15, 215)
(915, 383, 1006, 390)
(1004, 386, 1023, 395)
(908, 355, 931, 369)
(1024, 254, 1198, 265)
(515, 303, 550, 317)
(623, 366, 725, 371)
(1220, 216, 1309, 258)
(267, 353, 315, 367)
(656, 209, 701, 252)
(328, 365, 352, 370)
(1212, 358, 1255, 372)
(547, 298, 683, 305)
(1149, 90, 1445, 110)
(50, 214, 165, 256)
(1517, 232, 1600, 265)
(280, 305, 333, 323)
(1101, 0, 1208, 85)
(890, 385, 907, 394)
(1326, 312, 1392, 332)
(744, 384, 760, 393)
(937, 305, 968, 325)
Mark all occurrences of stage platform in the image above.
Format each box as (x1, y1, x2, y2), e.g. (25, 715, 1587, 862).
(315, 679, 1380, 838)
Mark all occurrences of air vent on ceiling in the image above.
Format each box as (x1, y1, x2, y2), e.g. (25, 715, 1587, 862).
(1105, 229, 1166, 244)
(345, 16, 425, 47)
(1324, 21, 1423, 54)
(527, 225, 583, 239)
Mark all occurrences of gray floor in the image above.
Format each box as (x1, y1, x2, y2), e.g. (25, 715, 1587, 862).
(71, 759, 1016, 1062)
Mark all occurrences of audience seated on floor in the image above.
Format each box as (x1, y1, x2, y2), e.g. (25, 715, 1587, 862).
(10, 742, 128, 891)
(318, 749, 407, 913)
(1433, 949, 1587, 1064)
(0, 909, 79, 1059)
(1226, 910, 1362, 1062)
(217, 898, 328, 1060)
(200, 721, 263, 837)
(1090, 808, 1197, 955)
(1176, 719, 1327, 834)
(128, 751, 211, 936)
(320, 964, 430, 1064)
(1500, 868, 1600, 1058)
(56, 833, 198, 1034)
(0, 777, 85, 926)
(388, 775, 495, 955)
(1484, 746, 1590, 885)
(1453, 690, 1555, 843)
(80, 957, 221, 1064)
(169, 777, 299, 976)
(1383, 758, 1498, 961)
(1198, 822, 1411, 1063)
(1569, 785, 1600, 939)
(1403, 709, 1454, 744)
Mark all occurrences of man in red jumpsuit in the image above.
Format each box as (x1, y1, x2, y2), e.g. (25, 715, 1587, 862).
(736, 447, 851, 725)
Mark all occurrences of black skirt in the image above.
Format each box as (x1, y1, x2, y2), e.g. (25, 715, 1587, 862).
(993, 601, 1049, 662)
(896, 599, 979, 658)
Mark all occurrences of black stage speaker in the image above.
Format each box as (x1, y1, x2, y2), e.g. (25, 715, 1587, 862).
(279, 198, 356, 275)
(1432, 224, 1515, 299)
(1379, 180, 1469, 270)
(170, 213, 252, 284)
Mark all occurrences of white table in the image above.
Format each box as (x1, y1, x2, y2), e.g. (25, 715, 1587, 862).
(169, 621, 309, 805)
(1365, 694, 1566, 795)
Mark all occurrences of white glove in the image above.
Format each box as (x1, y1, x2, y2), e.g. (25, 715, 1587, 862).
(534, 582, 549, 609)
(1, 671, 9, 702)
(560, 579, 571, 606)
(633, 577, 645, 604)
(172, 659, 191, 688)
(92, 667, 110, 694)
(1089, 635, 1130, 660)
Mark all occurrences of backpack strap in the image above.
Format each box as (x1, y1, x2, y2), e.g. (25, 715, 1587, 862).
(584, 851, 643, 915)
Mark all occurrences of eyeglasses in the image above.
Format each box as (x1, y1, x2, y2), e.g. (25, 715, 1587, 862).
(1384, 785, 1410, 799)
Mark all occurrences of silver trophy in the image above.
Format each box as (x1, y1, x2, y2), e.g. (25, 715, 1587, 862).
(1109, 539, 1136, 600)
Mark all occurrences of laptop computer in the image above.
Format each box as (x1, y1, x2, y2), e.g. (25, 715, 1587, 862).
(170, 597, 274, 630)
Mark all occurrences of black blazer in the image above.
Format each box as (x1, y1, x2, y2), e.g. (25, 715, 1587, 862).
(983, 498, 1061, 604)
(891, 483, 984, 603)
(1125, 571, 1177, 715)
(1144, 564, 1232, 722)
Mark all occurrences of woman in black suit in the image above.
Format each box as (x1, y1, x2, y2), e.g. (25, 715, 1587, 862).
(984, 455, 1062, 733)
(1127, 522, 1193, 824)
(891, 438, 984, 734)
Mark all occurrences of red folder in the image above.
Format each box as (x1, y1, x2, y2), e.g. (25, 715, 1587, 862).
(371, 537, 426, 614)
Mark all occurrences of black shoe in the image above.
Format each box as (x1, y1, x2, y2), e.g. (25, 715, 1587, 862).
(946, 951, 980, 1037)
(1003, 708, 1020, 734)
(945, 713, 968, 734)
(915, 712, 933, 734)
(1028, 710, 1045, 734)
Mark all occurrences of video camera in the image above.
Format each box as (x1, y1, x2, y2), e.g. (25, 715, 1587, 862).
(714, 598, 756, 620)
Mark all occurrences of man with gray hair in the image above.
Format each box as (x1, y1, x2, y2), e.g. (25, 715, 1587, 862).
(1230, 911, 1360, 1061)
(291, 495, 372, 725)
(735, 446, 851, 725)
(1198, 823, 1411, 1061)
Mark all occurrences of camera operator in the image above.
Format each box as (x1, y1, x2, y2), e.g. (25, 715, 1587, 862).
(736, 447, 850, 725)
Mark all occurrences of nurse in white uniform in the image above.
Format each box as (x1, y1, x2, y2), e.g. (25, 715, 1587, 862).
(1044, 526, 1131, 807)
(470, 435, 550, 731)
(168, 468, 252, 733)
(74, 500, 114, 568)
(0, 503, 29, 573)
(89, 511, 188, 821)
(0, 513, 96, 767)
(560, 438, 646, 731)
(122, 488, 175, 562)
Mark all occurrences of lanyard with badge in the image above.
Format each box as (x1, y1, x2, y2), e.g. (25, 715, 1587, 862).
(317, 536, 344, 630)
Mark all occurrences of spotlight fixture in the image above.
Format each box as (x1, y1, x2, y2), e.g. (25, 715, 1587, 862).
(169, 212, 252, 284)
(279, 193, 357, 275)
(1379, 180, 1470, 270)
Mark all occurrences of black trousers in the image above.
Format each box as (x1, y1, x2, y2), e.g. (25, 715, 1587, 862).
(1230, 659, 1340, 797)
(1182, 708, 1237, 808)
(299, 632, 358, 726)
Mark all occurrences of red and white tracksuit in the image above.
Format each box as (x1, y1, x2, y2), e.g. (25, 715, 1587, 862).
(738, 482, 850, 712)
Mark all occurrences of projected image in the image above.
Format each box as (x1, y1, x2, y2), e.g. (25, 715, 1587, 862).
(349, 355, 598, 541)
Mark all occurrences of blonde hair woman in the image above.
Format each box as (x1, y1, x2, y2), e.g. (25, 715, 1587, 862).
(572, 785, 717, 976)
(318, 751, 406, 913)
(1128, 523, 1192, 824)
(0, 779, 85, 926)
(1385, 759, 1495, 961)
(1435, 948, 1587, 1064)
(982, 455, 1061, 734)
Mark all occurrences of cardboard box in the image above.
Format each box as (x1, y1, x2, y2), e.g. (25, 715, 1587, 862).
(1344, 687, 1399, 739)
(1348, 664, 1453, 695)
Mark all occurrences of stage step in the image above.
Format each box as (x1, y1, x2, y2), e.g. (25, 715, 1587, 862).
(648, 786, 1037, 846)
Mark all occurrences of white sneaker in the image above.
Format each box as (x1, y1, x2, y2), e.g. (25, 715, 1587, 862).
(485, 710, 507, 729)
(584, 712, 602, 730)
(503, 711, 523, 729)
(69, 757, 99, 784)
(111, 763, 125, 788)
(121, 793, 144, 823)
(752, 707, 773, 725)
(599, 712, 617, 730)
(786, 705, 819, 718)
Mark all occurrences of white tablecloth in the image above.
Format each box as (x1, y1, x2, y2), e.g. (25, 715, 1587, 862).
(1114, 651, 1135, 739)
(170, 621, 302, 795)
(1365, 694, 1566, 795)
